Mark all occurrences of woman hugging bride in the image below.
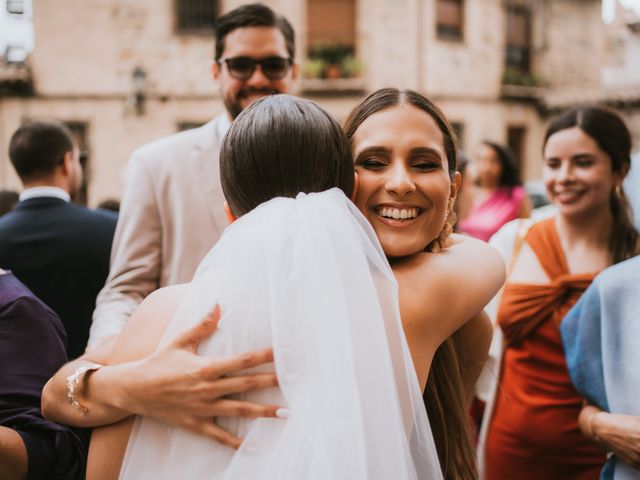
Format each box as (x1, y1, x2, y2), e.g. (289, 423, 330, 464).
(56, 92, 505, 479)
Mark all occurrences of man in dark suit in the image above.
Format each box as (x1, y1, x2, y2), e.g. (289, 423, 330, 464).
(0, 120, 116, 358)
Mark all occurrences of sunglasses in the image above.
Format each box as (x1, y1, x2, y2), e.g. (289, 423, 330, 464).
(218, 56, 292, 80)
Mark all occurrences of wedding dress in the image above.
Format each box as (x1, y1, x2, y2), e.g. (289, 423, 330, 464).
(119, 188, 442, 480)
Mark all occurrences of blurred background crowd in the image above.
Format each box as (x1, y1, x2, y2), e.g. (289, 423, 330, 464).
(0, 1, 639, 479)
(0, 0, 639, 210)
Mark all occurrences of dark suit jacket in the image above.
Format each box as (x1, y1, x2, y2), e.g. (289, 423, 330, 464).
(0, 197, 117, 358)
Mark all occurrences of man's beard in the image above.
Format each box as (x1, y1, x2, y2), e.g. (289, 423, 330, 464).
(224, 87, 279, 120)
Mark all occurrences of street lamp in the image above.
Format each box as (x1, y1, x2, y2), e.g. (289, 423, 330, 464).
(131, 66, 147, 116)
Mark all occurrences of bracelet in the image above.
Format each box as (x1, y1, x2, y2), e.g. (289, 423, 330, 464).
(66, 363, 103, 413)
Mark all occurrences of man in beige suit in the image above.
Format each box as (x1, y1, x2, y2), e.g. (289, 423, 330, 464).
(88, 4, 299, 347)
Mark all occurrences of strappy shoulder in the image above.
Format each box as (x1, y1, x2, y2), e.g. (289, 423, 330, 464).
(524, 217, 569, 280)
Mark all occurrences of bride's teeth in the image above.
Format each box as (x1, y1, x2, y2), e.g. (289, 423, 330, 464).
(392, 209, 400, 219)
(400, 210, 408, 219)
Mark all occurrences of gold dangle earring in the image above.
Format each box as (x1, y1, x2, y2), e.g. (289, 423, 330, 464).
(614, 184, 623, 198)
(428, 195, 457, 253)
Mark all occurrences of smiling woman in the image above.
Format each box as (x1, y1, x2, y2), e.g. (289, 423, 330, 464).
(351, 104, 455, 259)
(344, 88, 503, 479)
(480, 105, 639, 480)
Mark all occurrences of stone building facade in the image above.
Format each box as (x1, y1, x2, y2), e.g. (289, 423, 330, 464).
(0, 0, 638, 205)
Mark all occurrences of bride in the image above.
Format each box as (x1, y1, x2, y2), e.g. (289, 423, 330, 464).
(86, 94, 444, 479)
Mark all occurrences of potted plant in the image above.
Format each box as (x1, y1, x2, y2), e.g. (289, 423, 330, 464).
(341, 55, 362, 78)
(308, 43, 355, 79)
(303, 58, 326, 79)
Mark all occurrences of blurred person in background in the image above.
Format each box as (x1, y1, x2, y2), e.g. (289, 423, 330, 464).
(458, 141, 531, 241)
(0, 189, 19, 216)
(478, 105, 639, 480)
(0, 121, 116, 359)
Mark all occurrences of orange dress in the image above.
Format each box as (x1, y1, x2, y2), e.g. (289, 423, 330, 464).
(484, 218, 606, 480)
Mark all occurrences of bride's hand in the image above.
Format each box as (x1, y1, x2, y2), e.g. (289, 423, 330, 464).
(105, 306, 283, 448)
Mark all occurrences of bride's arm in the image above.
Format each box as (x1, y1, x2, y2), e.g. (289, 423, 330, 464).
(42, 287, 281, 443)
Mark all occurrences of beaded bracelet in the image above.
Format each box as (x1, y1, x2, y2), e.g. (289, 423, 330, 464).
(66, 363, 103, 413)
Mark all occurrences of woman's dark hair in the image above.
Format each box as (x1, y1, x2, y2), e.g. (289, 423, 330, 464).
(220, 94, 354, 217)
(544, 105, 638, 264)
(480, 141, 521, 188)
(344, 88, 477, 479)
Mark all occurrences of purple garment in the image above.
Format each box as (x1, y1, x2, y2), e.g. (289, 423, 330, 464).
(0, 272, 86, 479)
(458, 186, 526, 242)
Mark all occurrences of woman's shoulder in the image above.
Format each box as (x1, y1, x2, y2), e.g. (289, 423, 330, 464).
(394, 234, 504, 284)
(393, 235, 505, 341)
(142, 284, 190, 311)
(109, 284, 190, 364)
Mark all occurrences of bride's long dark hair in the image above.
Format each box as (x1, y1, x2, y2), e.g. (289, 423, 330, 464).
(345, 88, 478, 480)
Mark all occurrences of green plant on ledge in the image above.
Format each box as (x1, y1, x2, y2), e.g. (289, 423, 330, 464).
(502, 67, 544, 87)
(302, 58, 326, 79)
(306, 43, 361, 79)
(341, 55, 363, 78)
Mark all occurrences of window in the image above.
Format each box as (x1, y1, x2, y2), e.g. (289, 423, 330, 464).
(436, 0, 464, 41)
(307, 0, 356, 47)
(507, 125, 526, 174)
(176, 0, 219, 33)
(505, 3, 531, 73)
(306, 0, 359, 79)
(6, 0, 24, 15)
(66, 122, 90, 206)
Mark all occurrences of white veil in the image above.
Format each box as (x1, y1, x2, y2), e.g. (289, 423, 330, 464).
(119, 189, 442, 480)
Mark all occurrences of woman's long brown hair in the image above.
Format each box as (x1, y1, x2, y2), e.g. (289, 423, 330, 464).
(425, 334, 477, 479)
(345, 88, 478, 479)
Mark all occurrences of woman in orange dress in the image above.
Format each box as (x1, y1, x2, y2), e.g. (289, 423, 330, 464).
(481, 105, 639, 480)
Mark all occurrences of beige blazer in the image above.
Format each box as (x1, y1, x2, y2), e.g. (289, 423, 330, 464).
(89, 115, 229, 346)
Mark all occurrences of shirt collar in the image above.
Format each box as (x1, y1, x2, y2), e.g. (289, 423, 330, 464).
(19, 186, 71, 203)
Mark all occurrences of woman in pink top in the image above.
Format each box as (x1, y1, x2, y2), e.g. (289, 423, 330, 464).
(458, 141, 532, 241)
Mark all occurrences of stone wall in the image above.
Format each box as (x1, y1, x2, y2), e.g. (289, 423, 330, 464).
(1, 0, 638, 206)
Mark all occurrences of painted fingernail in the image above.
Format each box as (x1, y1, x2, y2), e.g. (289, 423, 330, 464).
(276, 408, 290, 418)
